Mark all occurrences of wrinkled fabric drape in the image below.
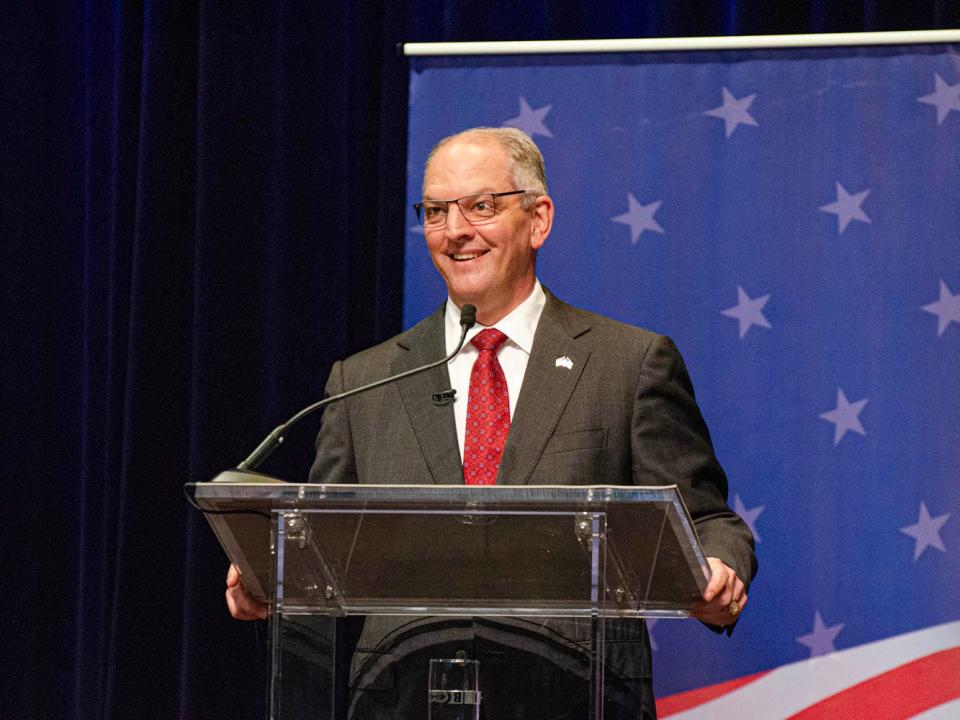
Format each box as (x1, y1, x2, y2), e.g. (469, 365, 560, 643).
(2, 1, 957, 718)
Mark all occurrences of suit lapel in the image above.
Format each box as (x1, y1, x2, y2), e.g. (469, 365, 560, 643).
(393, 306, 464, 485)
(498, 293, 591, 485)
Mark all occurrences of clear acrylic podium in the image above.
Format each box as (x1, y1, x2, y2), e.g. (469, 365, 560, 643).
(191, 471, 711, 719)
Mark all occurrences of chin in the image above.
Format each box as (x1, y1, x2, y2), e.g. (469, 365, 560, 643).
(447, 277, 491, 302)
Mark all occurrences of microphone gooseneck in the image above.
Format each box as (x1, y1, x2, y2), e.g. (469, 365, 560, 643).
(235, 304, 478, 472)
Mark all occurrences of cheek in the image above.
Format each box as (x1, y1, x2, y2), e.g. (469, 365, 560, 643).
(425, 235, 444, 255)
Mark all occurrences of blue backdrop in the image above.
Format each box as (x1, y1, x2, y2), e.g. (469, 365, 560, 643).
(403, 41, 960, 706)
(6, 2, 959, 716)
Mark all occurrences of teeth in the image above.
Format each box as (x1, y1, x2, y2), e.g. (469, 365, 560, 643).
(453, 253, 481, 261)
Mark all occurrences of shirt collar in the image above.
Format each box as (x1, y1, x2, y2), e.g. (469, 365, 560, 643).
(444, 280, 546, 355)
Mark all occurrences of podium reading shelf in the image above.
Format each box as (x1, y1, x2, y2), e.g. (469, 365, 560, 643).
(190, 471, 711, 719)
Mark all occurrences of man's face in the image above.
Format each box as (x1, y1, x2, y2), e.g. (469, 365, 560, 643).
(422, 137, 552, 324)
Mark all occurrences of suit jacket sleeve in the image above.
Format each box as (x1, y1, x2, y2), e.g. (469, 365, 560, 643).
(631, 335, 757, 586)
(307, 360, 358, 485)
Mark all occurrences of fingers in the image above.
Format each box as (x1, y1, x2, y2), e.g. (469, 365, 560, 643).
(226, 563, 241, 588)
(702, 557, 733, 603)
(691, 558, 747, 626)
(733, 578, 747, 612)
(225, 564, 269, 621)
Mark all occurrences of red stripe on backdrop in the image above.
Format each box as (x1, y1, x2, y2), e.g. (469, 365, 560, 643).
(657, 669, 772, 717)
(789, 648, 960, 720)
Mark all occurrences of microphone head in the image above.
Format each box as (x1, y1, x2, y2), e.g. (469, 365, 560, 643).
(460, 304, 477, 329)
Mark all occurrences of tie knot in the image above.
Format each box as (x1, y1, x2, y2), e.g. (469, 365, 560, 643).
(471, 328, 508, 353)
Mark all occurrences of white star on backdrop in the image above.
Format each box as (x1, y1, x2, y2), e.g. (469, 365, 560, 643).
(503, 97, 554, 138)
(819, 182, 872, 235)
(721, 286, 772, 338)
(796, 611, 844, 658)
(950, 46, 960, 75)
(409, 70, 424, 106)
(612, 193, 664, 244)
(918, 73, 960, 125)
(901, 501, 950, 561)
(921, 279, 960, 337)
(733, 495, 764, 543)
(704, 87, 759, 138)
(819, 388, 868, 446)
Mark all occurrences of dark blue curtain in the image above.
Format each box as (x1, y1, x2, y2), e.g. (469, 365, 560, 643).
(2, 2, 957, 718)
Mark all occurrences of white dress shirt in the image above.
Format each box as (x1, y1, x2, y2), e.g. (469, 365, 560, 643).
(444, 280, 547, 461)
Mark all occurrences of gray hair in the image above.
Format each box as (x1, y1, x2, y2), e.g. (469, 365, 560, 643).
(424, 127, 548, 209)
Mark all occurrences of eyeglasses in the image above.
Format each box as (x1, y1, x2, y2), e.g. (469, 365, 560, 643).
(413, 190, 528, 228)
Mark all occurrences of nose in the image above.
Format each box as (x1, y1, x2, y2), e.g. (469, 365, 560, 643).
(443, 201, 474, 239)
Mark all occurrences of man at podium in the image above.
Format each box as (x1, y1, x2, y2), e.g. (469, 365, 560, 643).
(227, 127, 757, 719)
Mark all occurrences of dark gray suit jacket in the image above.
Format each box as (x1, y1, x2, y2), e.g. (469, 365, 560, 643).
(308, 291, 757, 717)
(310, 292, 754, 579)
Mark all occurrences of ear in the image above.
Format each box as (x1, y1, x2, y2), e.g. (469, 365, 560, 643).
(528, 194, 554, 251)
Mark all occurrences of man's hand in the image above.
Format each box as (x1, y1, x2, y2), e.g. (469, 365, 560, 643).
(690, 557, 747, 627)
(225, 564, 269, 620)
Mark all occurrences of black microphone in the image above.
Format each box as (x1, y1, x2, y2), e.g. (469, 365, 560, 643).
(234, 304, 478, 472)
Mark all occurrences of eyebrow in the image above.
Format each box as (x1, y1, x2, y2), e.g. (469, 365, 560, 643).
(422, 189, 499, 200)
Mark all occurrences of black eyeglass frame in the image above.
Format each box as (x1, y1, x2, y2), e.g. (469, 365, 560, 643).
(413, 190, 529, 228)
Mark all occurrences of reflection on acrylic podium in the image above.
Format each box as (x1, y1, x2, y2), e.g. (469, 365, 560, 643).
(190, 472, 710, 719)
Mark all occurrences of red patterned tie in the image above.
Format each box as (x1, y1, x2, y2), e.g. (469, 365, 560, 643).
(463, 328, 510, 485)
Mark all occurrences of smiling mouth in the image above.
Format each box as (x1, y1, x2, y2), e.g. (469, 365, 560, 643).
(451, 251, 489, 262)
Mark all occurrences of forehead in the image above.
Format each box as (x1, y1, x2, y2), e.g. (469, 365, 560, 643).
(424, 137, 513, 196)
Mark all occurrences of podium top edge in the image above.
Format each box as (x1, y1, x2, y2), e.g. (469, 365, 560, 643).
(188, 471, 684, 509)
